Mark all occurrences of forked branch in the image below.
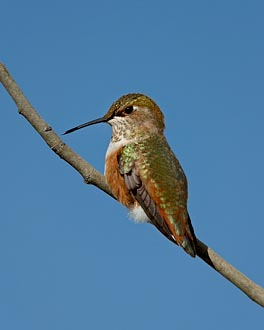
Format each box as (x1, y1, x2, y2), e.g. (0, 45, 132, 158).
(1, 63, 263, 307)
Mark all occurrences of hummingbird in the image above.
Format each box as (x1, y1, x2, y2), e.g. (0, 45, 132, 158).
(64, 93, 197, 257)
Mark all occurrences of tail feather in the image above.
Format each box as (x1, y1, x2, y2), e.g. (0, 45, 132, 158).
(181, 213, 197, 257)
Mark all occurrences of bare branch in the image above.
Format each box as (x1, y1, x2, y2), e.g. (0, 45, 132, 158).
(1, 63, 263, 307)
(0, 64, 112, 198)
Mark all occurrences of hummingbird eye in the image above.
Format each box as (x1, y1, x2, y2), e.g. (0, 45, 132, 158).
(124, 106, 134, 115)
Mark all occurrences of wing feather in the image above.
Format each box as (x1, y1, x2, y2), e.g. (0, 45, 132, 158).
(118, 138, 196, 257)
(123, 167, 177, 244)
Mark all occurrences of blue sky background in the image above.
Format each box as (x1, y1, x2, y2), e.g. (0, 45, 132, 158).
(1, 1, 264, 329)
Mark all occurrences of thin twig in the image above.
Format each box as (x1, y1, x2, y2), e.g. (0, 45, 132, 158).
(1, 63, 263, 307)
(0, 64, 112, 198)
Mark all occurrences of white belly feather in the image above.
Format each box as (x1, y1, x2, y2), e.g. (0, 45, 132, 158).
(129, 205, 149, 223)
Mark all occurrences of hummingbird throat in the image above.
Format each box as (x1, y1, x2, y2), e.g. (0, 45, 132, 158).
(109, 117, 137, 143)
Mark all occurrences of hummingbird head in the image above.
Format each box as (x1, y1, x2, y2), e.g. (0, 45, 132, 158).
(63, 93, 165, 141)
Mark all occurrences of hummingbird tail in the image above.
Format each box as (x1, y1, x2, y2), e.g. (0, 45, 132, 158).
(181, 214, 197, 257)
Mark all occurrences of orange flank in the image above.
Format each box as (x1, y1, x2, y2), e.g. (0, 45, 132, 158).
(105, 149, 134, 207)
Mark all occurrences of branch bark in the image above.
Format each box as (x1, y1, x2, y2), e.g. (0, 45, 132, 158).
(1, 63, 263, 307)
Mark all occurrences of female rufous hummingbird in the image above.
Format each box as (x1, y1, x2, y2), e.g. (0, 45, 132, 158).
(64, 93, 197, 257)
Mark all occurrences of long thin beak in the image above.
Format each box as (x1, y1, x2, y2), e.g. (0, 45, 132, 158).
(63, 116, 107, 135)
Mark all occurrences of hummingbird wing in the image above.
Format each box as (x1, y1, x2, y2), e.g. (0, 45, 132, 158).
(122, 166, 177, 244)
(119, 136, 196, 257)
